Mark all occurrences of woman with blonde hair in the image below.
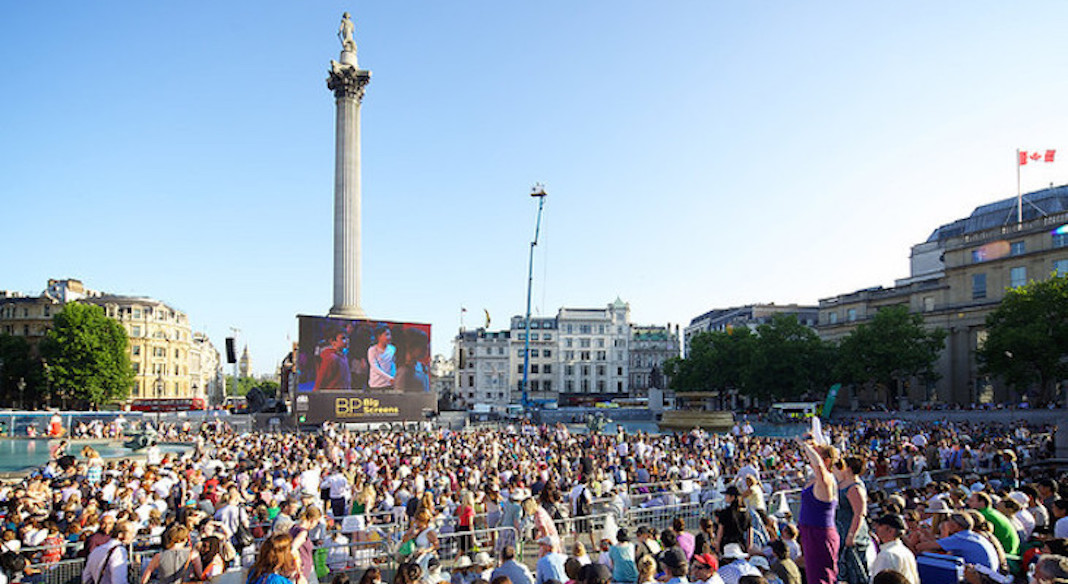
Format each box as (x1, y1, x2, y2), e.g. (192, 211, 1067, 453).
(457, 491, 476, 554)
(247, 532, 302, 584)
(400, 508, 439, 571)
(636, 555, 657, 584)
(523, 497, 558, 542)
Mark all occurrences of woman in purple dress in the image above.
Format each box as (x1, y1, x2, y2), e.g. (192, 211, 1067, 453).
(796, 438, 840, 584)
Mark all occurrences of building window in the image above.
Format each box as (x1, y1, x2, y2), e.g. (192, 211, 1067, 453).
(565, 351, 574, 360)
(566, 380, 574, 392)
(580, 325, 591, 334)
(565, 338, 573, 348)
(543, 349, 552, 358)
(829, 312, 838, 324)
(581, 379, 589, 392)
(972, 273, 987, 299)
(617, 381, 624, 392)
(580, 338, 590, 348)
(581, 351, 590, 361)
(1054, 230, 1068, 248)
(923, 297, 935, 312)
(1010, 241, 1025, 256)
(597, 351, 606, 361)
(530, 349, 539, 357)
(597, 365, 606, 376)
(847, 308, 857, 322)
(1010, 266, 1027, 288)
(43, 306, 50, 317)
(543, 364, 552, 374)
(544, 380, 552, 392)
(971, 249, 986, 263)
(566, 365, 573, 376)
(597, 338, 605, 348)
(531, 364, 539, 374)
(581, 365, 590, 376)
(1054, 259, 1068, 276)
(543, 334, 552, 341)
(132, 345, 141, 356)
(597, 380, 606, 391)
(617, 366, 623, 375)
(517, 365, 524, 374)
(530, 380, 539, 391)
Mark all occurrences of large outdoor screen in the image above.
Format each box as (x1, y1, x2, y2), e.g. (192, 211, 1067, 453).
(294, 315, 436, 424)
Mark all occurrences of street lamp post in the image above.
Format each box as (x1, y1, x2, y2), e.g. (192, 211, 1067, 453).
(522, 184, 547, 410)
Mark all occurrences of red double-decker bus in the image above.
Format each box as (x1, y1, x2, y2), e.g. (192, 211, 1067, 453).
(130, 397, 207, 412)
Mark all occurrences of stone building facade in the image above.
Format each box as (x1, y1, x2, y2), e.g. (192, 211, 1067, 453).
(818, 187, 1068, 406)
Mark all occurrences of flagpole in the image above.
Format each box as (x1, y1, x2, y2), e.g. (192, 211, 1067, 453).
(1017, 149, 1023, 226)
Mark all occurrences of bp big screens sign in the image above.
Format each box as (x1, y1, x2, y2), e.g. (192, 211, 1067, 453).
(294, 315, 436, 424)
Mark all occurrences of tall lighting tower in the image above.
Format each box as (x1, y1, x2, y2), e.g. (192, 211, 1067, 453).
(522, 184, 547, 410)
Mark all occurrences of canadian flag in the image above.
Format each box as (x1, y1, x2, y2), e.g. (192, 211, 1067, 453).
(1019, 149, 1056, 165)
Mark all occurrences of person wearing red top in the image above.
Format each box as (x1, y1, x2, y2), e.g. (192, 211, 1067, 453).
(458, 491, 476, 554)
(40, 522, 64, 565)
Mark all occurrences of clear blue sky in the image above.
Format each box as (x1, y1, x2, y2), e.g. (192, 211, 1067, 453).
(4, 2, 1068, 375)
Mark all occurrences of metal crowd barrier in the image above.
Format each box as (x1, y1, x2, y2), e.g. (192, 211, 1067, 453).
(621, 501, 702, 533)
(432, 526, 518, 563)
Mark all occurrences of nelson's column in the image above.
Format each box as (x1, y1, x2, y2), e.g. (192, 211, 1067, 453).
(327, 12, 371, 318)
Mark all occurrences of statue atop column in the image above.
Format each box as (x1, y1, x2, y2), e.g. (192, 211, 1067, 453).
(338, 12, 356, 53)
(330, 11, 369, 96)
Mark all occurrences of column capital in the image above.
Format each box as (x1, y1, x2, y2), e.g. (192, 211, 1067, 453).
(327, 65, 372, 101)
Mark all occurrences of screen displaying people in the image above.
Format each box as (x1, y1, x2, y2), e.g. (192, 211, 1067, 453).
(298, 316, 431, 394)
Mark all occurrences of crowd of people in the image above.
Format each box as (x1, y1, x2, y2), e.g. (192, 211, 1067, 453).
(0, 416, 1064, 584)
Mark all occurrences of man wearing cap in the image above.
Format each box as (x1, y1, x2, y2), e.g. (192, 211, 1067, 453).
(916, 512, 999, 571)
(870, 515, 918, 584)
(690, 553, 722, 584)
(658, 547, 690, 584)
(715, 544, 759, 584)
(536, 537, 568, 584)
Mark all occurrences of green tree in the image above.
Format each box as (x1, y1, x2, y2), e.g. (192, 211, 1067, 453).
(977, 273, 1068, 404)
(225, 376, 279, 398)
(38, 302, 135, 407)
(666, 327, 756, 405)
(0, 334, 44, 408)
(836, 304, 946, 406)
(749, 314, 837, 402)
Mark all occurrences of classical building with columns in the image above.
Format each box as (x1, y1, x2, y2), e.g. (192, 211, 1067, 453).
(818, 186, 1068, 407)
(0, 279, 221, 404)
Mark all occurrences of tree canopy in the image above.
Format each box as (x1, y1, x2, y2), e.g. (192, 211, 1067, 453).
(38, 302, 135, 407)
(977, 273, 1068, 404)
(666, 314, 834, 402)
(836, 304, 945, 404)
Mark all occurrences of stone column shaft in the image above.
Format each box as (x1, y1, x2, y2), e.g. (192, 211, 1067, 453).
(327, 55, 371, 319)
